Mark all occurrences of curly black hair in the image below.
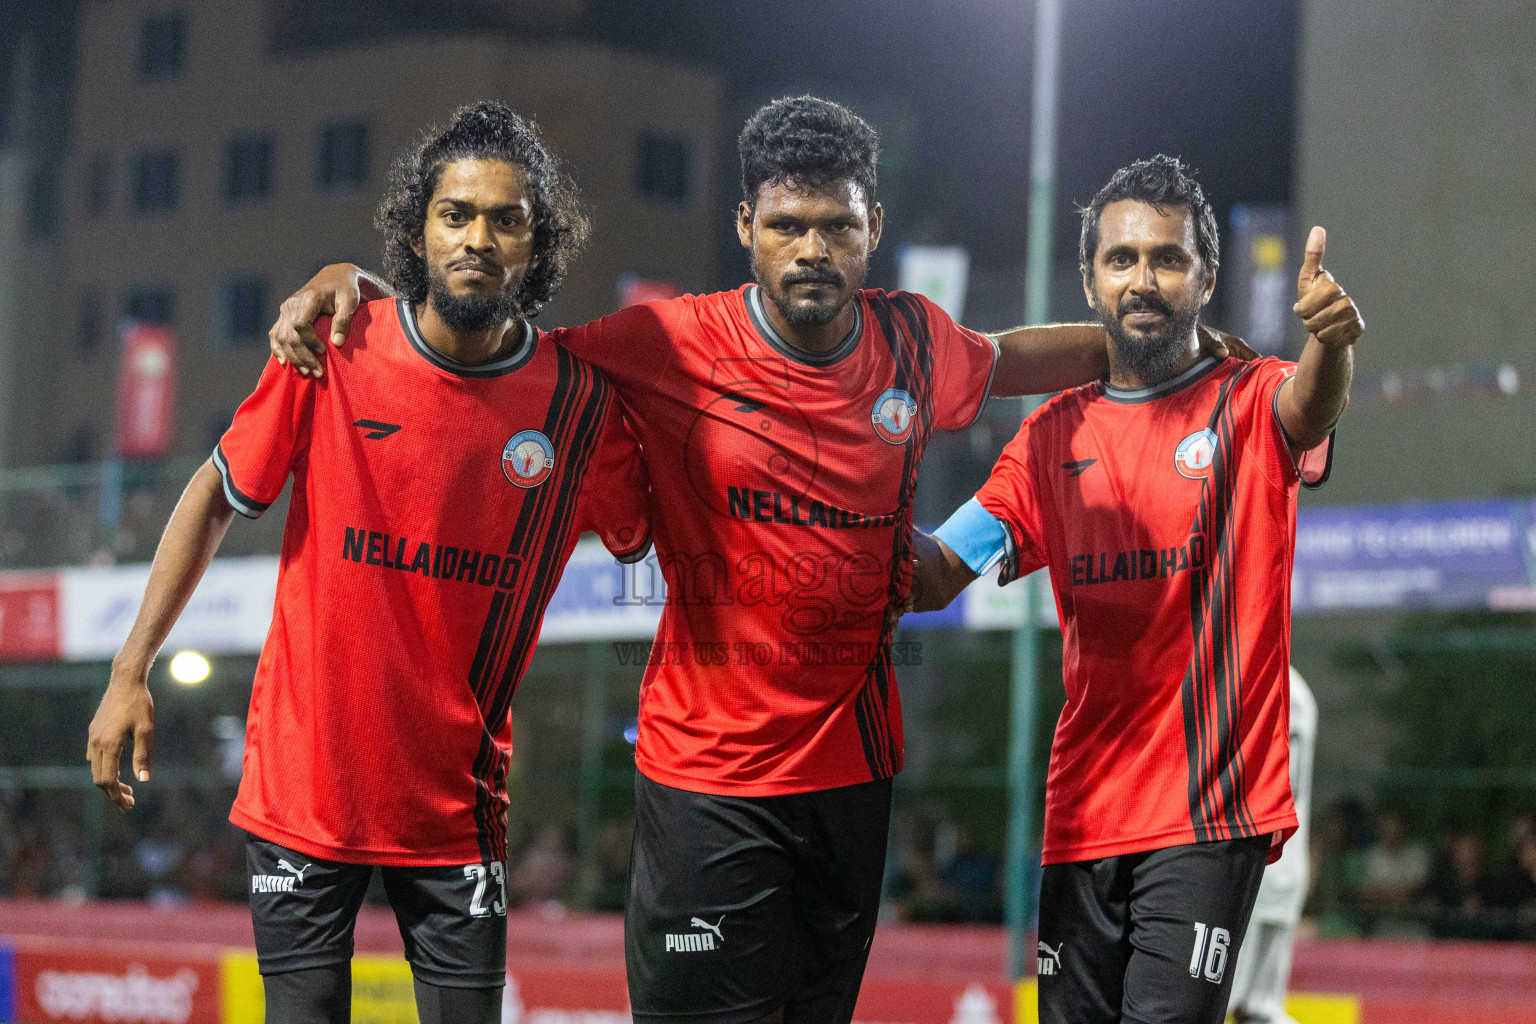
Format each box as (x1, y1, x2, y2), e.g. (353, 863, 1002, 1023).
(1078, 154, 1219, 282)
(738, 95, 880, 205)
(376, 101, 588, 320)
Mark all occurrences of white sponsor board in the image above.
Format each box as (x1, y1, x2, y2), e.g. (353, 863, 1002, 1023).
(896, 245, 971, 321)
(34, 965, 200, 1024)
(60, 556, 279, 661)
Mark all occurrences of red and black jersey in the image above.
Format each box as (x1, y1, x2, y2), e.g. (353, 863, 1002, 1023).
(974, 356, 1331, 865)
(550, 284, 997, 795)
(216, 298, 650, 866)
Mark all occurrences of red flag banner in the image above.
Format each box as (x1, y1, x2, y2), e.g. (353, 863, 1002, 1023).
(116, 323, 177, 458)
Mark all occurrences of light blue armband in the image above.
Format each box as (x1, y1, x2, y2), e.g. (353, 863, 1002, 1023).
(933, 498, 1010, 576)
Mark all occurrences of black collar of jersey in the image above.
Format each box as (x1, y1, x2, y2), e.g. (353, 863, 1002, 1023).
(396, 298, 537, 378)
(743, 285, 863, 368)
(1099, 355, 1220, 404)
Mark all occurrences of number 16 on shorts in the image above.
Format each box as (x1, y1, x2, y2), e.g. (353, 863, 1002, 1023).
(465, 862, 508, 918)
(1188, 922, 1229, 984)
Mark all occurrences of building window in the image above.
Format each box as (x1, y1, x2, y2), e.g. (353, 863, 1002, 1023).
(223, 132, 273, 205)
(137, 11, 187, 83)
(316, 119, 369, 191)
(130, 148, 180, 217)
(26, 166, 61, 241)
(214, 274, 268, 346)
(124, 285, 175, 326)
(85, 154, 111, 214)
(636, 132, 693, 205)
(80, 294, 104, 353)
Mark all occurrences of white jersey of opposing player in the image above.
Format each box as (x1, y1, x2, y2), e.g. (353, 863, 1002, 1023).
(1250, 668, 1316, 925)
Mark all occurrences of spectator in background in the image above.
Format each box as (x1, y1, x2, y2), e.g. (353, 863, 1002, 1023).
(1423, 828, 1497, 939)
(1358, 809, 1431, 933)
(937, 824, 1000, 923)
(1487, 812, 1536, 939)
(1308, 797, 1370, 931)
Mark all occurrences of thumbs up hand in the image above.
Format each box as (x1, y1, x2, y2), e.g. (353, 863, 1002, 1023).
(1293, 226, 1364, 348)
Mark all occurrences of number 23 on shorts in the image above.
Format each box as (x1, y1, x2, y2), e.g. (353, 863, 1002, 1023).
(464, 862, 508, 918)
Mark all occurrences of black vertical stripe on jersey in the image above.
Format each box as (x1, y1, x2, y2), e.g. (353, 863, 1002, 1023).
(850, 293, 936, 781)
(467, 352, 594, 860)
(471, 352, 606, 861)
(475, 384, 608, 862)
(1213, 391, 1258, 836)
(1180, 365, 1261, 844)
(1182, 373, 1235, 842)
(464, 349, 606, 861)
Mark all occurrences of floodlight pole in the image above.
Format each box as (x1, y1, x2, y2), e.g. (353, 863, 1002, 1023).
(1006, 0, 1062, 983)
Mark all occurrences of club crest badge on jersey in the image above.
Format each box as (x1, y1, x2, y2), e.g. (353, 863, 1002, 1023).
(502, 430, 555, 488)
(871, 388, 917, 445)
(1174, 428, 1218, 480)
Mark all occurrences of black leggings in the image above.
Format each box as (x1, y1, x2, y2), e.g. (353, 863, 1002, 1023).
(262, 965, 501, 1024)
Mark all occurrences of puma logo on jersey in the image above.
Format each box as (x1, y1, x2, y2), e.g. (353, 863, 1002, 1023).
(1037, 941, 1062, 976)
(251, 859, 312, 893)
(354, 419, 402, 440)
(278, 859, 311, 883)
(666, 915, 725, 952)
(690, 916, 725, 943)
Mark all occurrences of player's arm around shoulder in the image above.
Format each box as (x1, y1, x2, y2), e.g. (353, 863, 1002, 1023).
(87, 460, 238, 810)
(269, 263, 394, 377)
(1277, 227, 1364, 452)
(985, 322, 1258, 398)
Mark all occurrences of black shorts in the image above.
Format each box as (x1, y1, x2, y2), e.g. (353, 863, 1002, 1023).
(246, 834, 508, 988)
(625, 772, 892, 1024)
(1036, 835, 1270, 1024)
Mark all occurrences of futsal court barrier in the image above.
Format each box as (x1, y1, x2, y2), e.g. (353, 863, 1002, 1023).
(1, 900, 1535, 1024)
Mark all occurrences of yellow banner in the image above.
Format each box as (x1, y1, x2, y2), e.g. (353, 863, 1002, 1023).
(1015, 980, 1360, 1024)
(222, 950, 422, 1024)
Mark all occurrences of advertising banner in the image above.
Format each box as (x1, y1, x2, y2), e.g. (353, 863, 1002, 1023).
(10, 944, 221, 1024)
(1291, 497, 1536, 612)
(59, 557, 279, 662)
(115, 324, 177, 459)
(33, 496, 1536, 663)
(0, 572, 61, 662)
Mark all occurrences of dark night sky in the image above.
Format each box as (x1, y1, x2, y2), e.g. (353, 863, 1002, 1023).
(590, 0, 1296, 307)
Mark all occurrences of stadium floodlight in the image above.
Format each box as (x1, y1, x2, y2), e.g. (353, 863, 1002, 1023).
(169, 650, 211, 685)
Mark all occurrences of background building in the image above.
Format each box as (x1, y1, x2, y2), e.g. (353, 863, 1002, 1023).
(3, 0, 722, 472)
(1287, 0, 1536, 821)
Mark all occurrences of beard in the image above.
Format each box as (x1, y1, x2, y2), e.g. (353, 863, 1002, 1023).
(426, 262, 523, 333)
(1097, 292, 1202, 385)
(751, 251, 864, 329)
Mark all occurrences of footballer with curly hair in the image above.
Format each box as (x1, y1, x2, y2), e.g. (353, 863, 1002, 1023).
(88, 101, 651, 1024)
(266, 96, 1251, 1023)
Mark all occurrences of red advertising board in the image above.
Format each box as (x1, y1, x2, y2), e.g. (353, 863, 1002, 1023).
(0, 572, 60, 661)
(10, 943, 221, 1024)
(115, 323, 177, 458)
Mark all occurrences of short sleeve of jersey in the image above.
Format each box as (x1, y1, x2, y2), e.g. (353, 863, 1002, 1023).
(914, 293, 999, 431)
(1243, 358, 1333, 490)
(578, 398, 652, 563)
(973, 412, 1048, 583)
(213, 356, 315, 519)
(550, 299, 682, 384)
